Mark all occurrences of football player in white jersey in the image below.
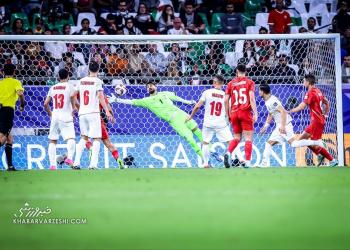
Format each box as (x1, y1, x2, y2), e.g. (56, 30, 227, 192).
(258, 84, 323, 167)
(187, 75, 233, 168)
(44, 69, 78, 170)
(73, 61, 113, 169)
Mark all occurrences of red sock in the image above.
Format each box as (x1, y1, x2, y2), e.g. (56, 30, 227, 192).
(228, 139, 240, 153)
(308, 146, 321, 155)
(85, 141, 92, 150)
(245, 141, 253, 161)
(318, 147, 333, 161)
(112, 150, 119, 160)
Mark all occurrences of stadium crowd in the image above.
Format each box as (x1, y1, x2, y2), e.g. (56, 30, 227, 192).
(0, 0, 349, 84)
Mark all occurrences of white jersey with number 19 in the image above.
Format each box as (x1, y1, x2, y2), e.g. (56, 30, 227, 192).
(200, 88, 228, 129)
(47, 82, 74, 122)
(77, 76, 103, 116)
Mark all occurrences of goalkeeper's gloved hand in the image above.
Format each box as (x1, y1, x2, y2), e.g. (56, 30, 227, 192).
(107, 93, 117, 104)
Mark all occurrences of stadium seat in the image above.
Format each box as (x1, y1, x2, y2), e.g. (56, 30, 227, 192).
(291, 17, 302, 26)
(246, 25, 260, 34)
(241, 13, 255, 28)
(289, 0, 307, 14)
(255, 13, 268, 27)
(210, 13, 224, 33)
(10, 13, 30, 30)
(244, 0, 262, 14)
(198, 13, 211, 34)
(309, 4, 329, 16)
(77, 12, 96, 28)
(70, 25, 80, 34)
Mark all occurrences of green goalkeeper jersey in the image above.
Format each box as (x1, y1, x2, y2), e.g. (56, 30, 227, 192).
(131, 91, 188, 122)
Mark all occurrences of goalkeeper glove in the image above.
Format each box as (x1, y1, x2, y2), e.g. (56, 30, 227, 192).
(107, 93, 117, 104)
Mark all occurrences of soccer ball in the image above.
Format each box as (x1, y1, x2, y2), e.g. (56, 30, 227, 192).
(115, 83, 127, 96)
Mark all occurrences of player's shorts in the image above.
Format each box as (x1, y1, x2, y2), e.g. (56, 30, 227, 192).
(305, 120, 325, 140)
(268, 123, 295, 144)
(101, 119, 109, 140)
(48, 119, 75, 141)
(79, 113, 102, 138)
(202, 125, 233, 143)
(0, 107, 14, 136)
(230, 110, 254, 134)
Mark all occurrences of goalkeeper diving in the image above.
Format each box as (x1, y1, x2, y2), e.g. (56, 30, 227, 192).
(109, 82, 204, 158)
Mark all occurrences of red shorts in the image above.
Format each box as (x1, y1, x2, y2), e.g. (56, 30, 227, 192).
(101, 119, 109, 140)
(304, 120, 324, 140)
(230, 110, 254, 134)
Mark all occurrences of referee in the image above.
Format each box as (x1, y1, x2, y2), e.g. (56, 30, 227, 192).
(0, 64, 25, 171)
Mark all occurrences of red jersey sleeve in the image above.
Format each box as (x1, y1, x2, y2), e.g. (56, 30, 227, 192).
(249, 80, 255, 92)
(303, 92, 310, 105)
(225, 81, 232, 95)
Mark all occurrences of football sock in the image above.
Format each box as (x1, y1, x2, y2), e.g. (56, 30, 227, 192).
(193, 128, 203, 142)
(112, 150, 119, 160)
(318, 147, 333, 161)
(262, 143, 272, 164)
(291, 139, 320, 148)
(202, 144, 210, 166)
(85, 140, 92, 150)
(67, 139, 76, 160)
(74, 139, 85, 166)
(5, 143, 13, 166)
(245, 140, 253, 161)
(48, 143, 56, 167)
(89, 140, 101, 168)
(227, 139, 240, 154)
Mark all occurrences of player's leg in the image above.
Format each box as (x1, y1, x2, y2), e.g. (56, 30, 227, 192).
(261, 125, 287, 167)
(48, 140, 58, 170)
(88, 113, 102, 169)
(60, 121, 76, 167)
(290, 123, 324, 148)
(202, 127, 214, 168)
(215, 126, 233, 167)
(74, 115, 89, 168)
(5, 133, 14, 169)
(0, 107, 13, 147)
(240, 111, 254, 166)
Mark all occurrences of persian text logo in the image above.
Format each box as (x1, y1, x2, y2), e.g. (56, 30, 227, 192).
(12, 202, 87, 225)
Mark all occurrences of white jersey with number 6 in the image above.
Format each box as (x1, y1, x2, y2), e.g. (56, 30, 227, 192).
(47, 82, 74, 122)
(200, 88, 228, 129)
(77, 76, 103, 116)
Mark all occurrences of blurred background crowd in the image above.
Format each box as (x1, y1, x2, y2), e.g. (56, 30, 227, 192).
(0, 0, 349, 85)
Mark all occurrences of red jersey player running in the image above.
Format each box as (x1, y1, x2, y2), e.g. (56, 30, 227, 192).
(224, 64, 258, 167)
(289, 74, 338, 166)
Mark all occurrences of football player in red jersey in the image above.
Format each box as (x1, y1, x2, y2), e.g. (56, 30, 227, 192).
(224, 64, 258, 167)
(289, 74, 338, 166)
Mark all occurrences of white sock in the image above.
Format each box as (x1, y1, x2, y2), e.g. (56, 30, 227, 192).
(89, 140, 101, 168)
(66, 139, 76, 160)
(291, 139, 320, 148)
(202, 144, 210, 166)
(74, 138, 85, 166)
(262, 143, 272, 165)
(48, 143, 56, 167)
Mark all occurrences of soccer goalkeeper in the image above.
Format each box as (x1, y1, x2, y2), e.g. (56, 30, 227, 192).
(109, 82, 204, 158)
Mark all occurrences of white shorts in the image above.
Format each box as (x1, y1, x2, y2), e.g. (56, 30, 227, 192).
(48, 119, 75, 141)
(202, 125, 233, 143)
(79, 113, 102, 138)
(268, 123, 295, 144)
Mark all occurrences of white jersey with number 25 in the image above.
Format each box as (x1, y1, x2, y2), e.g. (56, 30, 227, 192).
(77, 76, 103, 116)
(200, 88, 228, 129)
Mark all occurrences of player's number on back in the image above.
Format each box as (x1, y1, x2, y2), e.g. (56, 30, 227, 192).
(232, 88, 247, 105)
(53, 94, 64, 109)
(209, 101, 222, 116)
(83, 90, 90, 105)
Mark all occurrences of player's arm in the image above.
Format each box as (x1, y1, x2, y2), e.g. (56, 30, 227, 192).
(98, 91, 113, 122)
(289, 102, 307, 113)
(322, 97, 330, 118)
(249, 90, 258, 122)
(17, 90, 25, 112)
(277, 105, 287, 134)
(259, 113, 272, 134)
(186, 100, 204, 122)
(224, 94, 230, 119)
(43, 96, 52, 117)
(167, 92, 196, 105)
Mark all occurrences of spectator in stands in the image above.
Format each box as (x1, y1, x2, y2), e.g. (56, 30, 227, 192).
(272, 54, 296, 81)
(74, 18, 97, 35)
(158, 4, 175, 34)
(98, 14, 119, 35)
(220, 3, 244, 34)
(44, 40, 67, 65)
(11, 18, 24, 35)
(127, 44, 153, 83)
(307, 17, 318, 33)
(95, 0, 117, 15)
(25, 29, 33, 34)
(180, 1, 205, 34)
(62, 24, 72, 35)
(268, 0, 292, 34)
(123, 17, 142, 35)
(341, 28, 350, 54)
(106, 48, 128, 76)
(290, 27, 309, 66)
(116, 0, 131, 27)
(239, 40, 257, 68)
(167, 43, 183, 72)
(73, 0, 97, 16)
(248, 56, 273, 81)
(145, 44, 168, 75)
(265, 45, 278, 68)
(58, 52, 79, 78)
(255, 27, 274, 58)
(135, 3, 157, 34)
(92, 52, 107, 75)
(145, 0, 157, 11)
(333, 1, 350, 35)
(342, 55, 350, 83)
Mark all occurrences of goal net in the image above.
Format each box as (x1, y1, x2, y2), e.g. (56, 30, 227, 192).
(0, 34, 344, 169)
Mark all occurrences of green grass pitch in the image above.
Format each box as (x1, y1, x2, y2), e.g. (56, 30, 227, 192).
(1, 168, 350, 250)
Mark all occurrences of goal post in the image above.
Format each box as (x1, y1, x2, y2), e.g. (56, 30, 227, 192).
(0, 33, 344, 168)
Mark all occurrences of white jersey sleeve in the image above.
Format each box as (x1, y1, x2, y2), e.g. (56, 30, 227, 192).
(49, 82, 74, 122)
(202, 88, 228, 129)
(265, 95, 292, 125)
(78, 76, 104, 116)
